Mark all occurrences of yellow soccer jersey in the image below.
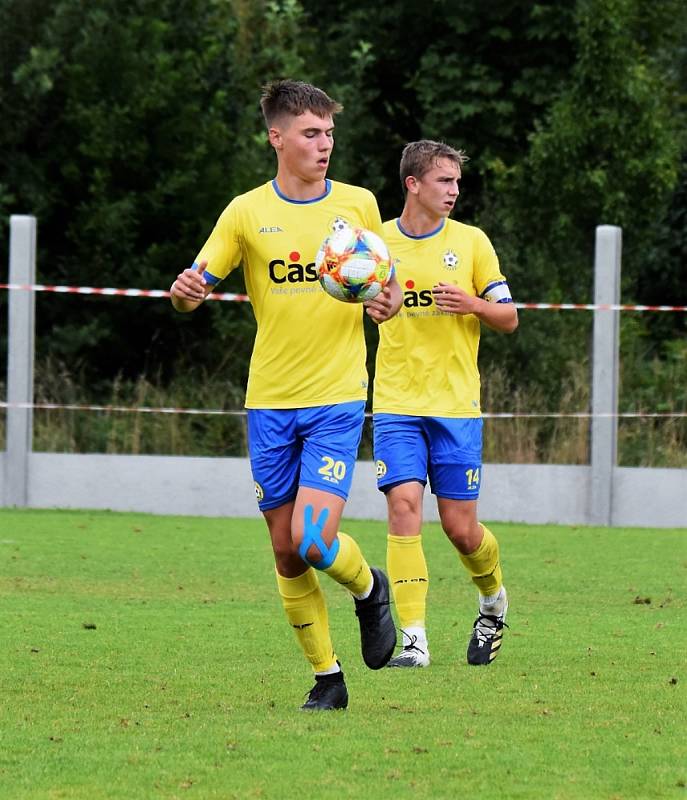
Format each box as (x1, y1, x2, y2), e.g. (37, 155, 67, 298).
(374, 217, 510, 417)
(196, 179, 383, 409)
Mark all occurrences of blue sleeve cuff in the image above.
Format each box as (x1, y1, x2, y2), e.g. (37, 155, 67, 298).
(192, 261, 220, 285)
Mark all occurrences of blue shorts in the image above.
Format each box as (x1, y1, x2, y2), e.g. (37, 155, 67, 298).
(373, 414, 483, 500)
(247, 401, 365, 511)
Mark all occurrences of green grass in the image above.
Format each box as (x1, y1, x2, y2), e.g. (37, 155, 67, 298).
(1, 510, 685, 799)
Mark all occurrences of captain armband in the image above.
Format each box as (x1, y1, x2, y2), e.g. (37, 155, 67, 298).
(481, 280, 513, 304)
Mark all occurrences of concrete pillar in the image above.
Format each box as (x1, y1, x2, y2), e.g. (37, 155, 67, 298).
(5, 215, 36, 506)
(590, 225, 621, 526)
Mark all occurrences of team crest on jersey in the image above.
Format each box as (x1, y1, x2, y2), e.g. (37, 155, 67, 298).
(443, 250, 459, 270)
(376, 460, 387, 479)
(254, 482, 264, 502)
(329, 216, 350, 233)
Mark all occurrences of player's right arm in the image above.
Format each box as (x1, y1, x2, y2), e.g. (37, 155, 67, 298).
(170, 260, 213, 313)
(171, 198, 244, 313)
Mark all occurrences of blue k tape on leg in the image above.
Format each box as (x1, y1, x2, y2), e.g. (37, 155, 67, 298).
(298, 505, 340, 569)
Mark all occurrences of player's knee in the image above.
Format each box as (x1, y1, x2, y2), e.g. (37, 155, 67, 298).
(298, 540, 339, 569)
(272, 538, 301, 574)
(297, 504, 340, 570)
(387, 487, 423, 531)
(443, 518, 480, 553)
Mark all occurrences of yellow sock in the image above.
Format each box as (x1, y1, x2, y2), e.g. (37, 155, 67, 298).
(459, 524, 503, 597)
(275, 568, 337, 673)
(323, 532, 373, 597)
(386, 534, 428, 628)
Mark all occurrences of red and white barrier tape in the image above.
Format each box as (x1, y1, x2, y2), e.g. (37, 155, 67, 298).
(1, 401, 685, 418)
(0, 401, 242, 416)
(1, 283, 685, 311)
(0, 283, 249, 303)
(516, 302, 687, 312)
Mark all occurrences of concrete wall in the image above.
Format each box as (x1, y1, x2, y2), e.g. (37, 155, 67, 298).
(1, 451, 684, 528)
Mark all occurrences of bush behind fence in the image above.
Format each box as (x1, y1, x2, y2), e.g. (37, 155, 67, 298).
(1, 358, 685, 468)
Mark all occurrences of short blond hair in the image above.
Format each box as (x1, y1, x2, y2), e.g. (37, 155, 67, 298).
(400, 140, 467, 195)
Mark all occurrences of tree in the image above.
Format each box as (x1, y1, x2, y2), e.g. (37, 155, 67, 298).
(479, 0, 686, 405)
(0, 0, 371, 392)
(1, 0, 684, 420)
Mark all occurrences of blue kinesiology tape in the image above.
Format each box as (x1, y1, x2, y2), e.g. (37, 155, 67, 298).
(298, 505, 340, 569)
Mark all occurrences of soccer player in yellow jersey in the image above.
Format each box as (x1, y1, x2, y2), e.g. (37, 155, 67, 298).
(170, 80, 402, 709)
(373, 140, 518, 667)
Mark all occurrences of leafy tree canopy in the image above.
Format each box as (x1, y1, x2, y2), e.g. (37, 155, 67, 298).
(1, 0, 685, 406)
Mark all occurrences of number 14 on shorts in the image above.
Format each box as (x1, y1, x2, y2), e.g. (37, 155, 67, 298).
(465, 467, 480, 491)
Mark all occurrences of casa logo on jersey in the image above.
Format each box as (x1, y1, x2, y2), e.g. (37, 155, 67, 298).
(254, 482, 264, 502)
(402, 279, 433, 307)
(266, 218, 350, 285)
(443, 250, 460, 270)
(268, 250, 318, 284)
(376, 460, 387, 479)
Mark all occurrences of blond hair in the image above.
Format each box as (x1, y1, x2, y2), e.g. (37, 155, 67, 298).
(400, 140, 467, 195)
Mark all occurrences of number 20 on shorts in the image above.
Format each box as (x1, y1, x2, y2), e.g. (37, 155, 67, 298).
(318, 456, 347, 483)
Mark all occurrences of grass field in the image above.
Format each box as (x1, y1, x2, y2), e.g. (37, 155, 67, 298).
(1, 509, 685, 799)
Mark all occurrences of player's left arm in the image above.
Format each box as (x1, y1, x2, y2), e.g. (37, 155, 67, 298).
(364, 273, 403, 323)
(432, 282, 518, 333)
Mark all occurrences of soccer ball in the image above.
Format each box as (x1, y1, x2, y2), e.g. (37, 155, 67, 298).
(316, 226, 393, 303)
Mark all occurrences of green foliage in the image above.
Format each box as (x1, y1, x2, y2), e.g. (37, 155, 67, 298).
(482, 0, 686, 404)
(409, 2, 577, 217)
(4, 355, 680, 466)
(29, 355, 248, 456)
(505, 0, 681, 256)
(1, 0, 685, 424)
(617, 320, 687, 466)
(1, 0, 262, 382)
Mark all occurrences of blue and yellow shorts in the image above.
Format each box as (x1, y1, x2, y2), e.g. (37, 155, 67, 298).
(373, 414, 483, 500)
(247, 401, 365, 511)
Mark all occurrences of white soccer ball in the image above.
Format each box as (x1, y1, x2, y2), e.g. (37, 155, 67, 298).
(315, 227, 393, 303)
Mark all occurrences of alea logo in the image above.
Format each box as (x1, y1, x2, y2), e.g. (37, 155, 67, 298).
(403, 279, 433, 308)
(268, 250, 318, 284)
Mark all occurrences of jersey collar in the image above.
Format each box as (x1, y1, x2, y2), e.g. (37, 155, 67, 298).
(396, 218, 445, 239)
(271, 178, 332, 204)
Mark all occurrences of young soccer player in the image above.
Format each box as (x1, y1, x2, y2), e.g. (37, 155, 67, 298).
(373, 140, 518, 667)
(170, 80, 401, 709)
